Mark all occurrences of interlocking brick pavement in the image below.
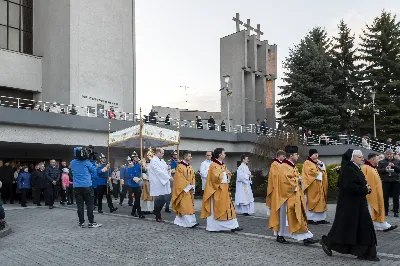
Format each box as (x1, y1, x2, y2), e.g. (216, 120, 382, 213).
(2, 203, 400, 265)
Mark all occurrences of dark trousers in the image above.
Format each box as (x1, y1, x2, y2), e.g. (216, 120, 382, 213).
(382, 182, 400, 214)
(60, 188, 67, 203)
(45, 183, 56, 206)
(1, 183, 13, 202)
(119, 185, 133, 205)
(67, 187, 74, 204)
(131, 187, 142, 215)
(97, 185, 114, 211)
(34, 188, 45, 205)
(0, 201, 4, 219)
(93, 187, 98, 206)
(164, 181, 173, 211)
(154, 195, 167, 219)
(112, 183, 119, 199)
(12, 183, 18, 201)
(20, 188, 28, 205)
(74, 187, 94, 224)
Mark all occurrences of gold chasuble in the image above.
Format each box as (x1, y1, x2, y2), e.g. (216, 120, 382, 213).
(301, 158, 328, 213)
(269, 160, 309, 234)
(201, 159, 236, 221)
(172, 161, 195, 216)
(362, 161, 386, 223)
(266, 159, 282, 230)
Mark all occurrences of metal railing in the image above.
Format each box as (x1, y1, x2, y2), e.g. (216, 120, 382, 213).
(0, 95, 399, 153)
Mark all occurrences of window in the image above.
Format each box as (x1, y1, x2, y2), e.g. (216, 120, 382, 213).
(0, 0, 33, 54)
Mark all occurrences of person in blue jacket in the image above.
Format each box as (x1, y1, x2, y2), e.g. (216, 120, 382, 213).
(125, 152, 145, 218)
(119, 156, 133, 206)
(91, 160, 98, 209)
(96, 154, 118, 214)
(165, 150, 178, 213)
(70, 147, 102, 228)
(18, 166, 31, 207)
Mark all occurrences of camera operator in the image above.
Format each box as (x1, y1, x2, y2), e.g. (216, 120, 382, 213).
(70, 147, 102, 228)
(96, 154, 118, 214)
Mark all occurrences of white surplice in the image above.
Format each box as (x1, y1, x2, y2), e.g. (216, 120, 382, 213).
(200, 159, 212, 190)
(149, 157, 171, 197)
(367, 205, 392, 231)
(206, 172, 239, 231)
(235, 163, 254, 214)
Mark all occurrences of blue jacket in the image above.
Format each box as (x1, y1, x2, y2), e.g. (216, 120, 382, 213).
(90, 161, 98, 188)
(170, 159, 178, 177)
(18, 172, 31, 189)
(70, 159, 97, 188)
(125, 163, 141, 187)
(96, 164, 110, 186)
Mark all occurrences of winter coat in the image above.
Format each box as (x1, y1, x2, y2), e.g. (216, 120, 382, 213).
(31, 170, 46, 188)
(18, 172, 31, 189)
(0, 165, 14, 184)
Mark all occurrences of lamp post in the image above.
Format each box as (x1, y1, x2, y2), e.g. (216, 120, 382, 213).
(371, 90, 376, 139)
(223, 75, 231, 132)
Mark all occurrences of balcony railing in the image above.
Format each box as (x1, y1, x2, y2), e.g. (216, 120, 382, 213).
(0, 95, 399, 154)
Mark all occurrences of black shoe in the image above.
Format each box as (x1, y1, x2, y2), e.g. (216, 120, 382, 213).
(37, 204, 42, 206)
(21, 204, 28, 207)
(357, 256, 380, 261)
(383, 225, 398, 232)
(395, 213, 399, 218)
(139, 214, 145, 219)
(318, 220, 330, 224)
(320, 237, 332, 256)
(119, 203, 122, 206)
(231, 227, 243, 232)
(308, 220, 319, 225)
(60, 202, 65, 205)
(67, 202, 72, 205)
(303, 238, 319, 246)
(191, 223, 200, 228)
(98, 210, 103, 214)
(110, 207, 118, 213)
(131, 213, 138, 217)
(276, 236, 290, 244)
(78, 223, 85, 228)
(165, 209, 171, 213)
(243, 213, 250, 216)
(49, 206, 54, 209)
(88, 222, 102, 228)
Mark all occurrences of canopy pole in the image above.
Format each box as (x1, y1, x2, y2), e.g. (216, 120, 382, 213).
(139, 107, 143, 159)
(177, 121, 181, 160)
(107, 120, 111, 194)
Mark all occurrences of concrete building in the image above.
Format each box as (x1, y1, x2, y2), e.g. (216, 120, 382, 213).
(0, 0, 136, 114)
(220, 14, 277, 130)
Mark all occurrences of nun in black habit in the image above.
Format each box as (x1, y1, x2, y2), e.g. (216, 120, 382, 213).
(321, 149, 378, 261)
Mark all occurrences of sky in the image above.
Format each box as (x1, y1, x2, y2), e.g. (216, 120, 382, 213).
(135, 0, 400, 115)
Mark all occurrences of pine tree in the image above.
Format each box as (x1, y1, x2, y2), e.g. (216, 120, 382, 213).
(277, 27, 340, 134)
(359, 11, 400, 140)
(330, 20, 363, 133)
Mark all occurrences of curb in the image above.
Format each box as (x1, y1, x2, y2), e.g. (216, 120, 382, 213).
(0, 224, 12, 238)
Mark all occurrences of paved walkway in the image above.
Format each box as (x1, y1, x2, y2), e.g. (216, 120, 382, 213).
(2, 200, 400, 265)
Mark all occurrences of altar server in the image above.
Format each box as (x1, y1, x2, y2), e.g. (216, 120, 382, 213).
(235, 154, 254, 216)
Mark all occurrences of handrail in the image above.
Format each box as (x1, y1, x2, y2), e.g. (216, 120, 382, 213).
(0, 95, 399, 153)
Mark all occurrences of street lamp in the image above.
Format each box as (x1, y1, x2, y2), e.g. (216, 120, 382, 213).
(222, 75, 231, 132)
(371, 90, 376, 139)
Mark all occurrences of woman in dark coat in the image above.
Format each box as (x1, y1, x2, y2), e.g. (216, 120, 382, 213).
(321, 149, 378, 261)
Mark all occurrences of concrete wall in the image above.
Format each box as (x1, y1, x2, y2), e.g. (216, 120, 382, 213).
(69, 0, 134, 113)
(33, 0, 70, 103)
(0, 49, 42, 92)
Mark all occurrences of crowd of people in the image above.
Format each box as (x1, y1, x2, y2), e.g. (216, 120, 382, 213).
(1, 144, 400, 262)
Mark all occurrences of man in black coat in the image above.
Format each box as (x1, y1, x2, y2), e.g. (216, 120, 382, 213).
(31, 163, 46, 206)
(44, 160, 60, 209)
(321, 149, 378, 261)
(0, 161, 14, 204)
(377, 149, 400, 217)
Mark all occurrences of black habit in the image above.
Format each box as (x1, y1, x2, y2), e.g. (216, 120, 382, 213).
(322, 149, 377, 258)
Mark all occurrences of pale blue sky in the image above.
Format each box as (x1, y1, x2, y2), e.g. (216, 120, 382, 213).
(135, 0, 399, 114)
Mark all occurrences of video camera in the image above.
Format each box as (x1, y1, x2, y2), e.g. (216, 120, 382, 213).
(75, 145, 98, 161)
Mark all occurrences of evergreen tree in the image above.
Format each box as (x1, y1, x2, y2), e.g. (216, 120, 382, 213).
(331, 20, 363, 133)
(277, 27, 340, 134)
(359, 11, 400, 140)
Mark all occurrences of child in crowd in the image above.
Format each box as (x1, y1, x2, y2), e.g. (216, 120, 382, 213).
(61, 168, 72, 205)
(18, 166, 31, 207)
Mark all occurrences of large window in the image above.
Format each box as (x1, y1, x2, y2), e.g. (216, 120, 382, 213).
(0, 0, 33, 54)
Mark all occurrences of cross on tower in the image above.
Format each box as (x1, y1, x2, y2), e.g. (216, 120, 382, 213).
(254, 24, 264, 40)
(232, 13, 243, 32)
(243, 19, 254, 36)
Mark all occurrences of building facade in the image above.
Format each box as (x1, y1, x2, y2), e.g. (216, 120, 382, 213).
(0, 0, 136, 113)
(220, 15, 277, 130)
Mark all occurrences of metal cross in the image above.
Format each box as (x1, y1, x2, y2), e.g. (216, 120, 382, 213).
(254, 24, 264, 40)
(243, 19, 254, 36)
(232, 13, 243, 32)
